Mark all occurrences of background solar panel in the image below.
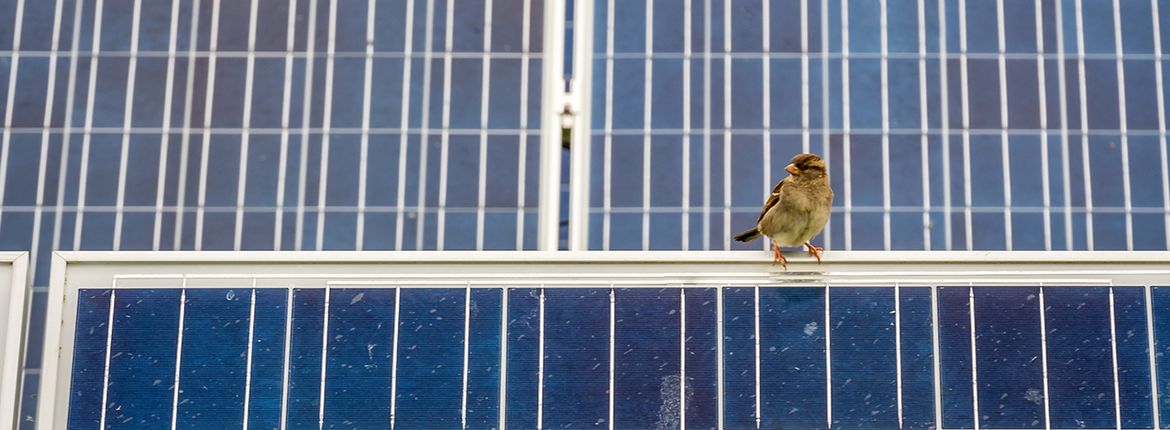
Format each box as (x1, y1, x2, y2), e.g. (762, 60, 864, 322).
(584, 0, 1170, 252)
(0, 0, 547, 424)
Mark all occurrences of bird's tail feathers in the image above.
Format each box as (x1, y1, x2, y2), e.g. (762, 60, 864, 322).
(734, 228, 761, 242)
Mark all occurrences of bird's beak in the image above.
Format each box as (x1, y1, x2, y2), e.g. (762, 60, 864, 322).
(785, 164, 800, 175)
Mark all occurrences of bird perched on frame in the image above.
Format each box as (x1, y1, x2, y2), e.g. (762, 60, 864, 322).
(733, 153, 833, 270)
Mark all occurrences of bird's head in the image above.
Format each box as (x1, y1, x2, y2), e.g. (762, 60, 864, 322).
(784, 153, 827, 179)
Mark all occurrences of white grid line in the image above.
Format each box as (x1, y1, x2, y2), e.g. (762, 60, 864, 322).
(316, 285, 331, 429)
(394, 0, 416, 251)
(194, 0, 224, 251)
(969, 286, 981, 430)
(1143, 285, 1160, 429)
(514, 0, 531, 251)
(642, 0, 653, 252)
(931, 285, 943, 429)
(435, 0, 455, 251)
(1055, 0, 1074, 250)
(753, 285, 761, 428)
(72, 0, 105, 252)
(918, 0, 931, 250)
(820, 0, 830, 248)
(894, 283, 904, 428)
(497, 287, 509, 429)
(716, 284, 724, 427)
(389, 287, 402, 429)
(242, 285, 257, 430)
(1153, 0, 1170, 255)
(1107, 287, 1122, 429)
(1111, 0, 1133, 251)
(880, 0, 892, 251)
(1038, 286, 1052, 429)
(475, 0, 493, 252)
(294, 0, 320, 251)
(996, 0, 1013, 251)
(702, 0, 712, 251)
(234, 0, 260, 251)
(824, 283, 832, 428)
(279, 287, 294, 430)
(681, 0, 692, 251)
(355, 0, 377, 251)
(169, 286, 188, 430)
(537, 287, 546, 430)
(1074, 0, 1094, 250)
(314, 0, 339, 252)
(761, 0, 772, 254)
(272, 0, 297, 251)
(722, 0, 731, 251)
(602, 0, 614, 251)
(608, 286, 616, 430)
(801, 0, 810, 154)
(414, 0, 436, 252)
(959, 0, 974, 252)
(841, 0, 852, 251)
(679, 287, 686, 429)
(460, 284, 472, 429)
(939, 0, 953, 251)
(97, 288, 117, 430)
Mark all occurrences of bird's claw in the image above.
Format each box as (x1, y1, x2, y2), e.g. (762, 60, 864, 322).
(771, 243, 788, 270)
(804, 242, 823, 263)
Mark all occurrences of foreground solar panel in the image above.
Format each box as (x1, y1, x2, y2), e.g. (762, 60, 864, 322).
(34, 252, 1170, 429)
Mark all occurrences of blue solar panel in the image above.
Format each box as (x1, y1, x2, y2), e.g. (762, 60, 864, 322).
(58, 285, 1169, 428)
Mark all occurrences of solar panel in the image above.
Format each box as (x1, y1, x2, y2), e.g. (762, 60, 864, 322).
(576, 0, 1170, 252)
(35, 252, 1170, 429)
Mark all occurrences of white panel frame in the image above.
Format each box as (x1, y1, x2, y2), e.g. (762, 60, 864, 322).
(0, 252, 29, 430)
(33, 250, 1170, 429)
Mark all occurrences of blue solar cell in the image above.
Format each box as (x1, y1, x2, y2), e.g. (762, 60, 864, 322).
(731, 60, 764, 129)
(1153, 287, 1170, 425)
(243, 289, 288, 429)
(651, 60, 684, 129)
(721, 287, 756, 428)
(830, 287, 900, 427)
(1112, 287, 1156, 428)
(393, 288, 465, 427)
(284, 288, 325, 427)
(322, 288, 395, 429)
(105, 289, 181, 429)
(464, 288, 503, 428)
(937, 286, 976, 429)
(758, 287, 826, 429)
(175, 289, 251, 428)
(612, 288, 682, 428)
(681, 288, 718, 429)
(1045, 287, 1117, 428)
(972, 287, 1045, 428)
(67, 289, 113, 429)
(504, 288, 540, 428)
(541, 288, 610, 427)
(899, 288, 937, 428)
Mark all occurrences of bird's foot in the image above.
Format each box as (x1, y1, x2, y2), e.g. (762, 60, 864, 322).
(771, 244, 788, 270)
(804, 242, 823, 263)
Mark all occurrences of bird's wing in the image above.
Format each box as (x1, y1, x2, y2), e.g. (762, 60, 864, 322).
(756, 178, 787, 223)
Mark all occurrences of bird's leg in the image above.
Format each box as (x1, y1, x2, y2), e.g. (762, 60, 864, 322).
(804, 241, 824, 263)
(771, 243, 788, 270)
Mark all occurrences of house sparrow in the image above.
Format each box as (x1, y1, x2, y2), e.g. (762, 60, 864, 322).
(733, 153, 833, 269)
